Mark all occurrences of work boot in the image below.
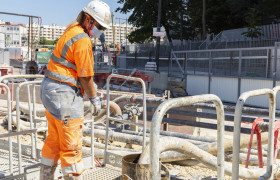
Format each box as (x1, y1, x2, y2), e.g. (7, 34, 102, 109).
(40, 164, 57, 180)
(64, 174, 83, 180)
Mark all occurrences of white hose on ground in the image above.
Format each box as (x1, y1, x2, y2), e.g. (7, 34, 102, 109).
(3, 111, 47, 131)
(9, 100, 121, 130)
(82, 137, 138, 152)
(138, 136, 280, 179)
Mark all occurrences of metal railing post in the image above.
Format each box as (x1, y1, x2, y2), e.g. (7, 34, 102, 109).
(150, 94, 225, 179)
(90, 104, 95, 167)
(32, 84, 37, 158)
(208, 51, 212, 94)
(103, 74, 147, 165)
(237, 50, 242, 97)
(0, 83, 13, 174)
(232, 89, 275, 180)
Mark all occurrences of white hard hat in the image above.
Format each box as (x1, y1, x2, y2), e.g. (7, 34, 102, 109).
(83, 0, 111, 29)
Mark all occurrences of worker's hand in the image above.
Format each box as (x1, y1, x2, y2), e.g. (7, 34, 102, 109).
(89, 96, 102, 115)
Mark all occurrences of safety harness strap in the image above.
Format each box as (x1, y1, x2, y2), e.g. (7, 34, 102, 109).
(45, 69, 82, 89)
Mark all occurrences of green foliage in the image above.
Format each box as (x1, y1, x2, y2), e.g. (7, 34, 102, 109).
(117, 0, 190, 43)
(241, 8, 263, 39)
(117, 0, 280, 42)
(36, 37, 58, 45)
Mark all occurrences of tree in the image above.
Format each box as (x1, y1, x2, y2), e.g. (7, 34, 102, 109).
(116, 0, 190, 44)
(53, 38, 59, 45)
(187, 0, 240, 39)
(241, 8, 263, 39)
(39, 37, 47, 45)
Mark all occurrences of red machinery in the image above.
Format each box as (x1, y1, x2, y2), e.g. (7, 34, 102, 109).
(0, 66, 14, 94)
(94, 70, 155, 90)
(245, 117, 280, 168)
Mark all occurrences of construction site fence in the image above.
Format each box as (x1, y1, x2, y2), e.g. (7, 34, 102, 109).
(117, 43, 280, 80)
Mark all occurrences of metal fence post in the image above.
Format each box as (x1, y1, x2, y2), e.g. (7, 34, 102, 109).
(134, 50, 137, 69)
(273, 42, 278, 87)
(208, 51, 212, 94)
(238, 50, 242, 97)
(184, 52, 188, 93)
(168, 51, 171, 77)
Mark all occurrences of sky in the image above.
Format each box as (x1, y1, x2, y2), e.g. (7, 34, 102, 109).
(0, 0, 131, 26)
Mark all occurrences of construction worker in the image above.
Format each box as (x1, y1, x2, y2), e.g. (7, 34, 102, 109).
(116, 43, 120, 55)
(39, 0, 111, 179)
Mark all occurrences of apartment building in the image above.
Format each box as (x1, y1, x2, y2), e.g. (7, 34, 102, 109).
(0, 22, 28, 46)
(102, 23, 137, 46)
(26, 23, 65, 41)
(0, 19, 136, 47)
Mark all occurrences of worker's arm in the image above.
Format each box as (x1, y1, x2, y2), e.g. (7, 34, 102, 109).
(78, 76, 96, 97)
(79, 76, 101, 115)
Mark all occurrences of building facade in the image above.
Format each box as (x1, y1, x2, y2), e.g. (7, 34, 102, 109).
(0, 20, 136, 47)
(26, 23, 65, 42)
(101, 23, 137, 46)
(0, 22, 28, 47)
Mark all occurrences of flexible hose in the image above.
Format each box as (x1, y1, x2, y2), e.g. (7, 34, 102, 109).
(138, 137, 280, 179)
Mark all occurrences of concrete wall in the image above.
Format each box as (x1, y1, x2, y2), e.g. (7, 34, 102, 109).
(150, 72, 169, 90)
(186, 75, 278, 109)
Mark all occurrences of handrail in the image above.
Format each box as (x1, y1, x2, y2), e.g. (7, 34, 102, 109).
(0, 83, 12, 174)
(103, 73, 147, 165)
(232, 88, 275, 180)
(149, 94, 225, 179)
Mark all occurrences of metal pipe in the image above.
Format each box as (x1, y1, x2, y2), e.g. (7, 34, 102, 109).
(113, 94, 280, 117)
(84, 128, 146, 146)
(144, 115, 252, 134)
(232, 89, 275, 180)
(26, 84, 35, 159)
(104, 74, 147, 165)
(149, 94, 225, 180)
(120, 128, 216, 143)
(0, 83, 13, 174)
(0, 127, 47, 138)
(90, 104, 94, 167)
(82, 137, 138, 152)
(15, 80, 42, 173)
(16, 86, 23, 174)
(146, 107, 270, 123)
(0, 74, 44, 82)
(32, 84, 38, 159)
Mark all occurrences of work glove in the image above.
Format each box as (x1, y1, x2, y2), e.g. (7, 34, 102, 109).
(89, 96, 102, 115)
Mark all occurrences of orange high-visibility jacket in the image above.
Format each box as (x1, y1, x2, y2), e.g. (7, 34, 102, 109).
(45, 25, 94, 93)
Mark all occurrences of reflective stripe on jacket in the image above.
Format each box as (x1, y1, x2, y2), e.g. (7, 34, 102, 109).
(46, 25, 94, 92)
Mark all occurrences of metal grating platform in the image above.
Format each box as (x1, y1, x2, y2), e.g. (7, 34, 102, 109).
(0, 147, 40, 179)
(0, 138, 124, 180)
(81, 167, 123, 180)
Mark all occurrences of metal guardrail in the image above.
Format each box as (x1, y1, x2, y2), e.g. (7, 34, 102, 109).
(103, 74, 147, 166)
(232, 88, 275, 180)
(0, 83, 12, 174)
(149, 94, 225, 180)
